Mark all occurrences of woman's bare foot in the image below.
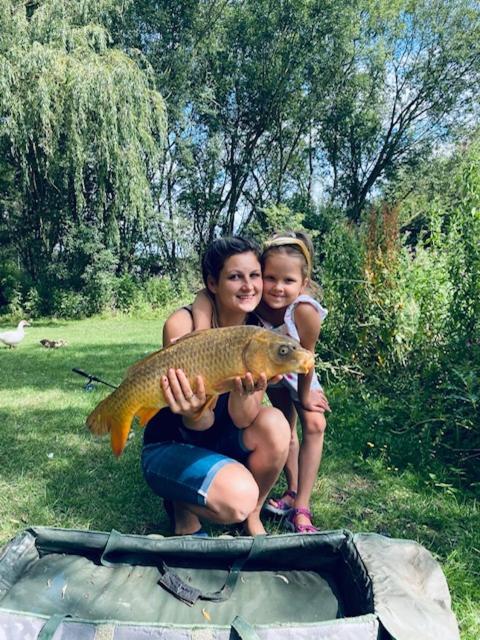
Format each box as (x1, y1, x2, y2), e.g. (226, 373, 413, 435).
(173, 503, 203, 535)
(244, 510, 267, 536)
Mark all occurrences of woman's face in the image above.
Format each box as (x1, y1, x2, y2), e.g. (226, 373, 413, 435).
(207, 251, 262, 315)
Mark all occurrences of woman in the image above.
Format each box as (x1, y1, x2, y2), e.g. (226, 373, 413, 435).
(141, 237, 291, 536)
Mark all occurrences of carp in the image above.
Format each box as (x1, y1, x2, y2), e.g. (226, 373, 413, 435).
(86, 325, 314, 457)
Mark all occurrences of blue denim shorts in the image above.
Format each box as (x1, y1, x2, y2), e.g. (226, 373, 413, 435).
(141, 405, 252, 506)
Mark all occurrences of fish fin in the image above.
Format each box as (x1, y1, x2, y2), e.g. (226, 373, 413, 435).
(86, 392, 135, 457)
(191, 395, 218, 421)
(136, 407, 159, 427)
(110, 421, 133, 458)
(164, 329, 211, 345)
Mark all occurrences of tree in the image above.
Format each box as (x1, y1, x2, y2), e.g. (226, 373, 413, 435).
(0, 0, 166, 305)
(316, 0, 480, 221)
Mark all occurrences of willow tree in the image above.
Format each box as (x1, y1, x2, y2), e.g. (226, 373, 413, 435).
(0, 0, 166, 305)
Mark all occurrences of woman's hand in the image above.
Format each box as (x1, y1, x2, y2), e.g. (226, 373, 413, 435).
(232, 372, 268, 395)
(161, 368, 208, 421)
(301, 388, 331, 413)
(232, 372, 283, 395)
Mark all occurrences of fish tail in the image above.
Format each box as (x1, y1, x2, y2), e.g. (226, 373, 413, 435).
(86, 391, 136, 457)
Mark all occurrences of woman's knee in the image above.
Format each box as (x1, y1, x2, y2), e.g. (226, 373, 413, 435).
(206, 464, 259, 523)
(246, 406, 290, 455)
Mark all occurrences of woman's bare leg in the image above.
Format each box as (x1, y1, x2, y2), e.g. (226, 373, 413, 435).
(242, 406, 290, 534)
(266, 387, 298, 509)
(167, 407, 290, 536)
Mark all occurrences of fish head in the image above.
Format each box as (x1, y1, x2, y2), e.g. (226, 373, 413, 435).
(244, 329, 315, 379)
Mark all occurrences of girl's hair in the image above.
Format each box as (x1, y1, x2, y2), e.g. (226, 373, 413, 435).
(261, 230, 321, 297)
(201, 236, 261, 286)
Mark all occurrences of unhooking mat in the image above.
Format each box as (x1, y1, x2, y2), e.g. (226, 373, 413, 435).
(0, 527, 459, 640)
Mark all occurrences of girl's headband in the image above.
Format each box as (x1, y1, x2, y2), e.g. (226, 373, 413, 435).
(263, 237, 312, 276)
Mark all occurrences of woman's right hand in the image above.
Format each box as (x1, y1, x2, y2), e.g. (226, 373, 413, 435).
(161, 368, 208, 421)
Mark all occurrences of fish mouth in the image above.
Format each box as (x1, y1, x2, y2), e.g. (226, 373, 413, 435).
(297, 352, 315, 374)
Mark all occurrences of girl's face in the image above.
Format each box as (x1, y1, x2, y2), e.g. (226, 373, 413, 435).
(207, 251, 263, 315)
(262, 251, 307, 310)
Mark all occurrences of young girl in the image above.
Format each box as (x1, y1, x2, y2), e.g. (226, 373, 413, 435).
(192, 231, 329, 532)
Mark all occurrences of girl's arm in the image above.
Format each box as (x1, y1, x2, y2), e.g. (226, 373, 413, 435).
(295, 303, 329, 412)
(191, 289, 215, 330)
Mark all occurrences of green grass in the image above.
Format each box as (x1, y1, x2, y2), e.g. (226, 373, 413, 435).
(0, 316, 478, 638)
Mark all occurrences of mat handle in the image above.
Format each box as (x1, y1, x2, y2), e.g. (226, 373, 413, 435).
(37, 614, 71, 640)
(231, 615, 261, 640)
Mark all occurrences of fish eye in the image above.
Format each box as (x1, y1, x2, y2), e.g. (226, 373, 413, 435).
(278, 345, 291, 357)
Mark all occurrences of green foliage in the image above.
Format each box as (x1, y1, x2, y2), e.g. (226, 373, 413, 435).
(143, 276, 185, 309)
(50, 290, 86, 319)
(317, 138, 480, 482)
(319, 211, 366, 360)
(0, 0, 166, 311)
(246, 204, 311, 246)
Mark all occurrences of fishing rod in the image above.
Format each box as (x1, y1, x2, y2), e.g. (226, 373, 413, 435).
(72, 368, 118, 391)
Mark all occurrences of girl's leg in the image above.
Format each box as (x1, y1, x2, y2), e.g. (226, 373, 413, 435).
(290, 404, 327, 530)
(265, 387, 298, 510)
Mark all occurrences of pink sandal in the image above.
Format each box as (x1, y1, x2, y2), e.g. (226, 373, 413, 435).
(263, 490, 297, 517)
(285, 507, 319, 533)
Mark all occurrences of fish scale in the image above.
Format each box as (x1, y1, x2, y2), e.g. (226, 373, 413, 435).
(87, 326, 314, 456)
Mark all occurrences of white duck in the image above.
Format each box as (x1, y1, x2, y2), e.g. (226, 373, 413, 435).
(0, 320, 30, 348)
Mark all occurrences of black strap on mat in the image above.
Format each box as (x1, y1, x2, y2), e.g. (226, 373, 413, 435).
(158, 535, 268, 606)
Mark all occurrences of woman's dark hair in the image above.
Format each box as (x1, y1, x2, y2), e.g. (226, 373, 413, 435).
(201, 236, 261, 286)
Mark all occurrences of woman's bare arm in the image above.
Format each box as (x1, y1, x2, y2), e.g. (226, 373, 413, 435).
(162, 308, 195, 347)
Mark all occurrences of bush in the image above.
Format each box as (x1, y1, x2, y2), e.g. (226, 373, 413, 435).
(143, 275, 181, 308)
(114, 274, 142, 312)
(50, 290, 86, 319)
(81, 249, 118, 316)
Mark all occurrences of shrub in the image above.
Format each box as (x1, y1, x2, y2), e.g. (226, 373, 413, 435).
(114, 274, 142, 312)
(143, 275, 181, 308)
(50, 290, 86, 319)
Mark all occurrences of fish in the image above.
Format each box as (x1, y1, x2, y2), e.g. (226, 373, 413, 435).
(86, 325, 314, 457)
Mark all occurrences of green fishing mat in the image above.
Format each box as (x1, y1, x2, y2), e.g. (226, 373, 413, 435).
(0, 527, 459, 640)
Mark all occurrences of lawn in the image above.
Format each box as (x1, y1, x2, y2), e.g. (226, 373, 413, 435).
(0, 316, 478, 639)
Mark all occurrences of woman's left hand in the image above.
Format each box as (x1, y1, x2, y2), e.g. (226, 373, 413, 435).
(233, 372, 269, 396)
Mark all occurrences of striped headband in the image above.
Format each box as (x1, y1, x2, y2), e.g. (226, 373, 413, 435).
(263, 237, 312, 276)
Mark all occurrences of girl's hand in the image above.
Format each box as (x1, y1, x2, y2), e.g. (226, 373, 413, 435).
(301, 389, 331, 413)
(161, 368, 207, 419)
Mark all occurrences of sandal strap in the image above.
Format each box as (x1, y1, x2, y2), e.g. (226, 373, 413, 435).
(290, 507, 312, 519)
(268, 489, 297, 509)
(288, 507, 318, 533)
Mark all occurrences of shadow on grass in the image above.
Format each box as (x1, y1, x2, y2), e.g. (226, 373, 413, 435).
(0, 404, 169, 537)
(0, 343, 155, 392)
